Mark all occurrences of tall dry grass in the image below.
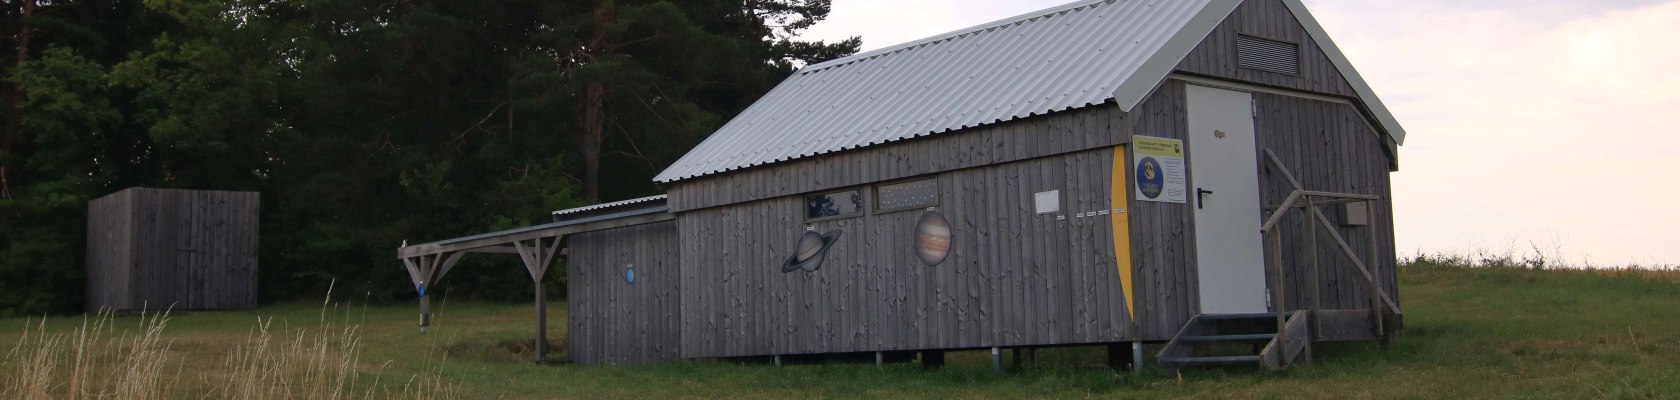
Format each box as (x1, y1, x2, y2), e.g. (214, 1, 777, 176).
(1, 309, 175, 399)
(1, 297, 456, 399)
(212, 291, 457, 400)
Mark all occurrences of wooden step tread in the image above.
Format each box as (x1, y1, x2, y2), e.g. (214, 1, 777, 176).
(1196, 312, 1297, 321)
(1159, 355, 1262, 366)
(1179, 333, 1276, 343)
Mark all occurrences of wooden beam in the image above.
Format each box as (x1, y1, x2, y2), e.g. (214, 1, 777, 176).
(512, 236, 562, 364)
(1309, 206, 1402, 316)
(435, 252, 467, 283)
(539, 237, 563, 276)
(510, 239, 549, 279)
(1265, 197, 1368, 211)
(1299, 190, 1379, 201)
(398, 210, 671, 258)
(425, 253, 444, 284)
(401, 257, 423, 290)
(466, 246, 519, 254)
(534, 277, 548, 364)
(1263, 149, 1304, 191)
(1282, 312, 1312, 366)
(1305, 196, 1322, 340)
(1269, 231, 1286, 341)
(1261, 190, 1302, 232)
(513, 240, 534, 276)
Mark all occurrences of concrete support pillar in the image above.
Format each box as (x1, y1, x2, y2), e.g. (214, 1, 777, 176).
(1133, 342, 1144, 374)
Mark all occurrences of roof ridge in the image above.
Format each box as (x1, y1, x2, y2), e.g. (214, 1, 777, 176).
(801, 0, 1116, 73)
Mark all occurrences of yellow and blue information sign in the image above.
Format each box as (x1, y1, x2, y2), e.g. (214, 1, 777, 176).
(1133, 136, 1187, 204)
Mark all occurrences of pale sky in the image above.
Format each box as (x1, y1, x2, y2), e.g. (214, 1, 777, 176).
(800, 0, 1680, 267)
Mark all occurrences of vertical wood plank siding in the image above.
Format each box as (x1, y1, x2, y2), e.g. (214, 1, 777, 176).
(1252, 92, 1400, 311)
(1175, 0, 1357, 98)
(677, 148, 1134, 359)
(85, 189, 137, 311)
(667, 105, 1129, 213)
(566, 220, 682, 366)
(85, 188, 259, 312)
(1120, 82, 1202, 340)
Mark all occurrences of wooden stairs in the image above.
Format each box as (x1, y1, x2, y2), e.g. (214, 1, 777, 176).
(1158, 312, 1308, 370)
(1157, 308, 1401, 371)
(1154, 149, 1406, 371)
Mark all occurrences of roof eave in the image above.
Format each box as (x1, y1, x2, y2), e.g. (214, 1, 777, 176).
(1112, 0, 1244, 113)
(1280, 0, 1408, 145)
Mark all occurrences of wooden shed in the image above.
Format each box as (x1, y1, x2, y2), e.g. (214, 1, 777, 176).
(86, 187, 260, 312)
(400, 0, 1406, 371)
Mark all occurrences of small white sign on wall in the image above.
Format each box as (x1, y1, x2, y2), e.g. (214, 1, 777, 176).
(1034, 190, 1060, 214)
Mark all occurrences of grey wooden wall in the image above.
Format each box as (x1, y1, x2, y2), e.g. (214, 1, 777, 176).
(566, 221, 682, 366)
(1253, 92, 1400, 310)
(676, 148, 1140, 359)
(85, 189, 136, 312)
(85, 188, 260, 312)
(665, 81, 1399, 357)
(1118, 82, 1206, 340)
(667, 105, 1129, 213)
(1175, 0, 1357, 98)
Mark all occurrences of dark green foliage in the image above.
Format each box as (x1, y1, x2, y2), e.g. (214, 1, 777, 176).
(0, 0, 858, 316)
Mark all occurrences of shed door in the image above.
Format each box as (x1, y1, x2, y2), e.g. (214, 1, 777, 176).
(1186, 84, 1268, 314)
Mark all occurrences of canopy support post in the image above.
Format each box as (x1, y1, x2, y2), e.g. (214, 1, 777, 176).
(515, 236, 565, 364)
(402, 251, 466, 335)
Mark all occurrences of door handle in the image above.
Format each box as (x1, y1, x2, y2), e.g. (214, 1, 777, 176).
(1197, 188, 1214, 209)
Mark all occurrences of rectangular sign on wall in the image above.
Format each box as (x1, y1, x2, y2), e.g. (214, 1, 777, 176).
(1133, 136, 1187, 204)
(1034, 190, 1060, 214)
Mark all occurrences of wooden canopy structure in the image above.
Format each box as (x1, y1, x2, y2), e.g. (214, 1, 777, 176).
(397, 205, 671, 363)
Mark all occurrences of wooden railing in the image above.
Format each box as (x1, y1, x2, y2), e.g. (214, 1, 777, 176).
(1259, 149, 1402, 343)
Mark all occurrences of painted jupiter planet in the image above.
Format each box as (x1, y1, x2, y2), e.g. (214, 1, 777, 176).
(915, 211, 952, 266)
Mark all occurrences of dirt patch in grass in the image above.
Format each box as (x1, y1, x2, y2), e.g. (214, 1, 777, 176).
(444, 336, 567, 363)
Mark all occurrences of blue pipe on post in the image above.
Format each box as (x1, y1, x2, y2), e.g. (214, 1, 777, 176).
(418, 282, 429, 334)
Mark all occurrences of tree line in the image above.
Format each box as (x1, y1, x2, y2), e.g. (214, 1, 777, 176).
(0, 0, 859, 316)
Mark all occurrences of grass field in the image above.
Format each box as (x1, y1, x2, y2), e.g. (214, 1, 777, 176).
(4, 261, 1678, 399)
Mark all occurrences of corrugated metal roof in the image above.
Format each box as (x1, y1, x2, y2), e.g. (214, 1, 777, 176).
(655, 0, 1402, 183)
(655, 0, 1235, 183)
(551, 195, 667, 217)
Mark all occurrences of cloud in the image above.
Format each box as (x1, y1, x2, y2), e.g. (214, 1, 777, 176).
(1314, 0, 1680, 265)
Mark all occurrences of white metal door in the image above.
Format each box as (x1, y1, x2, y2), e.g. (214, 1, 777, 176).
(1186, 84, 1268, 314)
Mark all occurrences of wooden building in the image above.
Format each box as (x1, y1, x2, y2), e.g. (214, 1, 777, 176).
(86, 187, 260, 312)
(400, 0, 1406, 370)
